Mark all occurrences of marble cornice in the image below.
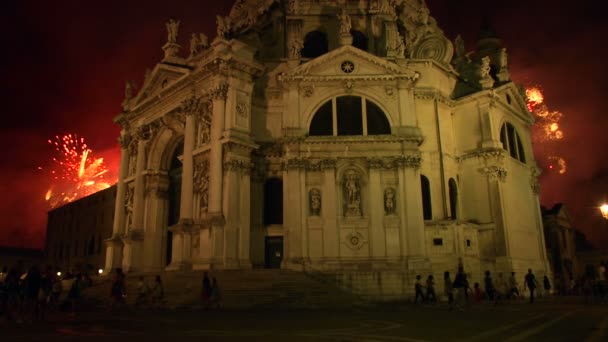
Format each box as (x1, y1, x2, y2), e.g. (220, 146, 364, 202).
(413, 88, 454, 106)
(280, 74, 418, 83)
(457, 147, 505, 162)
(367, 155, 422, 169)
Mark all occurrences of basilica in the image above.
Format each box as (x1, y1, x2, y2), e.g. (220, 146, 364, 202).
(105, 0, 550, 299)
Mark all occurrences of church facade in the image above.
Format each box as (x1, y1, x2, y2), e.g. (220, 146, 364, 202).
(106, 0, 550, 299)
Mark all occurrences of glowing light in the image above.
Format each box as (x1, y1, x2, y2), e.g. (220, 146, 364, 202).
(600, 204, 608, 220)
(39, 134, 114, 208)
(98, 269, 104, 275)
(57, 271, 62, 277)
(548, 156, 567, 175)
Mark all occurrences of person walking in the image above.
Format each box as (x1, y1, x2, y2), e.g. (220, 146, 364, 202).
(150, 275, 164, 309)
(135, 276, 148, 308)
(543, 275, 552, 297)
(426, 275, 437, 303)
(201, 272, 212, 309)
(414, 275, 426, 304)
(67, 274, 82, 315)
(453, 267, 467, 310)
(484, 270, 495, 303)
(210, 277, 222, 309)
(524, 269, 538, 303)
(508, 272, 520, 299)
(444, 271, 454, 311)
(110, 268, 126, 312)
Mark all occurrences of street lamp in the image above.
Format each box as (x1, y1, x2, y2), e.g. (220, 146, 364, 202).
(600, 204, 608, 220)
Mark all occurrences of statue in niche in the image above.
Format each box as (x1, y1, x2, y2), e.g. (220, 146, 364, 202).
(343, 169, 361, 217)
(384, 188, 396, 215)
(194, 160, 209, 214)
(286, 0, 299, 14)
(337, 8, 352, 36)
(309, 188, 321, 216)
(128, 143, 137, 176)
(166, 19, 180, 44)
(197, 112, 211, 146)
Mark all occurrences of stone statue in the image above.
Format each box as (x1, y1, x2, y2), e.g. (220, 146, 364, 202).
(216, 15, 232, 39)
(286, 0, 299, 14)
(166, 19, 180, 44)
(479, 56, 491, 79)
(396, 33, 406, 58)
(343, 169, 361, 217)
(124, 81, 136, 100)
(190, 33, 209, 57)
(384, 188, 396, 215)
(338, 8, 352, 36)
(454, 35, 465, 58)
(288, 25, 304, 59)
(309, 188, 321, 216)
(198, 113, 211, 146)
(499, 48, 508, 70)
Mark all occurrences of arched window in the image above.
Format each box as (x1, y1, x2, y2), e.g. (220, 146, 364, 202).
(302, 31, 328, 58)
(351, 30, 368, 51)
(448, 178, 458, 220)
(500, 122, 526, 163)
(421, 175, 432, 220)
(309, 96, 391, 136)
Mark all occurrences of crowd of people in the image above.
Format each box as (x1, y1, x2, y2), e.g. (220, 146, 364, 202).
(0, 265, 90, 323)
(414, 267, 557, 310)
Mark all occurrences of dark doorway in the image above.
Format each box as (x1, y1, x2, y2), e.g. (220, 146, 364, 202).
(167, 141, 183, 266)
(264, 236, 283, 269)
(263, 178, 283, 225)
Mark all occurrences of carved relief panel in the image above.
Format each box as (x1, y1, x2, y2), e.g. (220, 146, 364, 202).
(309, 188, 321, 216)
(194, 158, 210, 218)
(384, 187, 396, 215)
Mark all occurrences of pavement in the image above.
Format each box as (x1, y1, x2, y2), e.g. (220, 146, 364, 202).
(2, 296, 608, 341)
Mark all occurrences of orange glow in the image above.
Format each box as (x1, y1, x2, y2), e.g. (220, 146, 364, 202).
(40, 134, 113, 208)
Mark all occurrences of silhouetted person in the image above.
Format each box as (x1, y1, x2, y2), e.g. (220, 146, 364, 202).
(426, 275, 436, 303)
(444, 271, 454, 310)
(484, 270, 495, 302)
(414, 275, 425, 303)
(201, 272, 212, 308)
(524, 269, 537, 303)
(543, 275, 551, 296)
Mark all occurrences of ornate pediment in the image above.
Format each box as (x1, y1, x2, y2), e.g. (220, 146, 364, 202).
(494, 83, 535, 124)
(279, 45, 419, 82)
(129, 63, 190, 109)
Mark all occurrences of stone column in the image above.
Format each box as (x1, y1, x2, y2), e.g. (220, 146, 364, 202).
(167, 95, 201, 271)
(223, 159, 242, 269)
(206, 83, 228, 267)
(105, 131, 130, 272)
(122, 125, 151, 272)
(322, 163, 338, 258)
(142, 172, 169, 273)
(368, 167, 385, 257)
(283, 161, 303, 268)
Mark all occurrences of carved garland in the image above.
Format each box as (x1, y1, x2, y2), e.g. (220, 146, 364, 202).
(480, 166, 508, 183)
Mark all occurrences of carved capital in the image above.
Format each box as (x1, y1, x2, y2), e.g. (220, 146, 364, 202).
(118, 134, 132, 149)
(224, 159, 253, 174)
(136, 121, 160, 141)
(180, 93, 205, 117)
(209, 82, 228, 100)
(480, 166, 508, 183)
(145, 173, 169, 199)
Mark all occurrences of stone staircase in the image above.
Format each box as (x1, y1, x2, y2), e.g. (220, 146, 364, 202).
(83, 269, 366, 310)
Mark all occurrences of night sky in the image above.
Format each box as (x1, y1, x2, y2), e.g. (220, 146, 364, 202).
(1, 0, 607, 249)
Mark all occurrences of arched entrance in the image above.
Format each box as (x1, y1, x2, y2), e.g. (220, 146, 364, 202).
(166, 141, 183, 266)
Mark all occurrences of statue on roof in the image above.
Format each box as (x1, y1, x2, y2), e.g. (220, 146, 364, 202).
(166, 19, 180, 44)
(454, 35, 465, 58)
(216, 15, 232, 39)
(190, 33, 209, 57)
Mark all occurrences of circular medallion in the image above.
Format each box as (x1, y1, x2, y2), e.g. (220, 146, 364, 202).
(350, 236, 360, 246)
(341, 61, 355, 74)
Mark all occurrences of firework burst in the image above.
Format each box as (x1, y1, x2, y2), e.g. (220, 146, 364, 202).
(40, 134, 113, 208)
(526, 86, 567, 175)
